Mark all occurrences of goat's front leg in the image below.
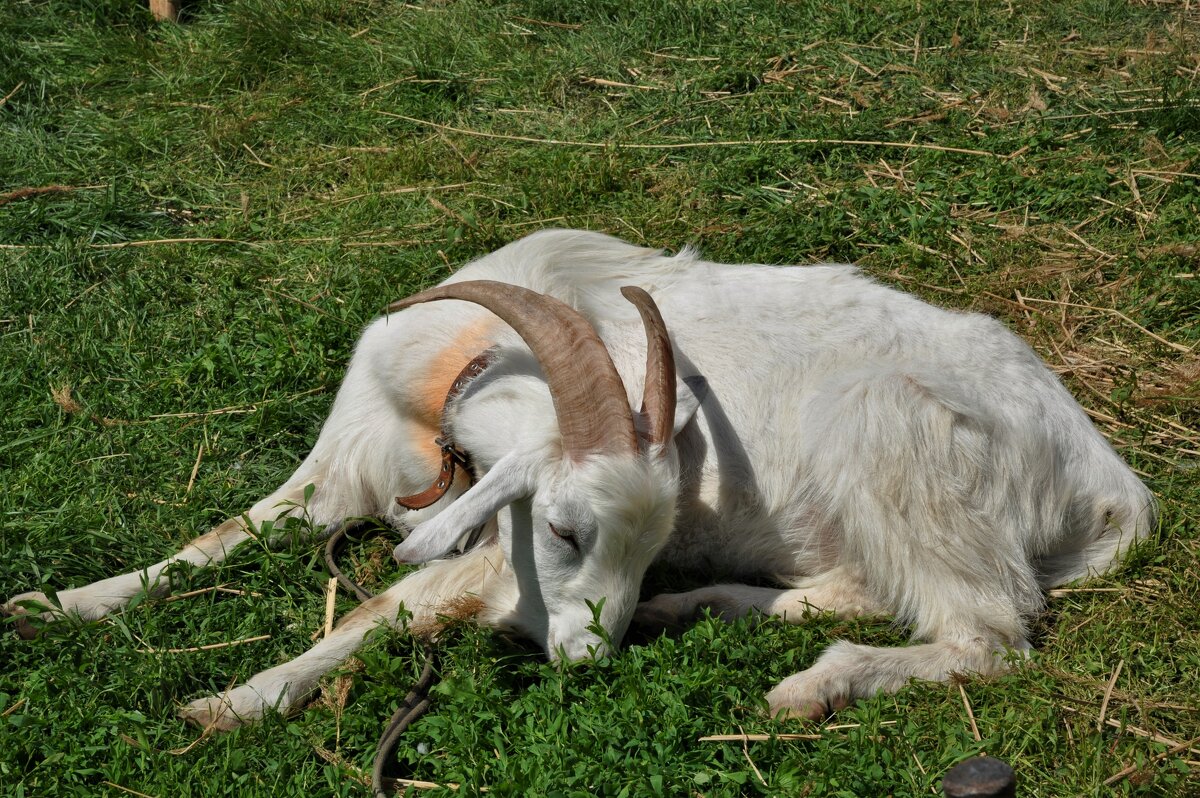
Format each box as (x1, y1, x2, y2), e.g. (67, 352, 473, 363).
(3, 482, 322, 634)
(180, 542, 515, 730)
(634, 566, 883, 630)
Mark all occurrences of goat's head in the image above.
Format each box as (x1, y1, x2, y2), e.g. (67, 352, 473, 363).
(386, 281, 698, 660)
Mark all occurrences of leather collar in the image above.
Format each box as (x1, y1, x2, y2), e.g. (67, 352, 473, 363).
(395, 349, 494, 511)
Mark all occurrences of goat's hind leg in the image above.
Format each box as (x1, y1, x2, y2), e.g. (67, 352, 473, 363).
(766, 633, 1030, 720)
(181, 542, 515, 730)
(765, 369, 1039, 720)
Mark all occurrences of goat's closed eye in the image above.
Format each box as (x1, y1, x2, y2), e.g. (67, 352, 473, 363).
(548, 522, 579, 550)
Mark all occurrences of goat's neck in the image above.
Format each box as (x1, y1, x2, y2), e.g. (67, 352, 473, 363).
(447, 367, 562, 476)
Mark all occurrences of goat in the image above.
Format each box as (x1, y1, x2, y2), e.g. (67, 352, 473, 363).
(4, 229, 1155, 727)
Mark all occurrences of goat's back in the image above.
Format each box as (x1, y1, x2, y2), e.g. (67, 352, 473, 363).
(440, 229, 1154, 586)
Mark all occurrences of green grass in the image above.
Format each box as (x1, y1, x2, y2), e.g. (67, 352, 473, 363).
(2, 0, 1199, 795)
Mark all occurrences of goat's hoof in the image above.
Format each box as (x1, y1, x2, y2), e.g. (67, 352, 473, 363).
(632, 595, 690, 633)
(765, 674, 852, 721)
(180, 683, 280, 731)
(2, 591, 54, 639)
(179, 695, 245, 732)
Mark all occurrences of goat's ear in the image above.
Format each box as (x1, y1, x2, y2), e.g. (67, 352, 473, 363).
(672, 375, 706, 438)
(393, 453, 533, 564)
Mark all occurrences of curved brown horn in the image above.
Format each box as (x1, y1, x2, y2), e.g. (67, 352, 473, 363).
(620, 286, 677, 449)
(389, 281, 637, 459)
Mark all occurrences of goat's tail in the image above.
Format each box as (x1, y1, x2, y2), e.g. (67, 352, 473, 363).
(1037, 452, 1157, 587)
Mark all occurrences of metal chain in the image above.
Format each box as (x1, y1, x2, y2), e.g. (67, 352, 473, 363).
(323, 520, 438, 797)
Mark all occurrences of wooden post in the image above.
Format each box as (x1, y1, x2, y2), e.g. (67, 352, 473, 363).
(942, 757, 1016, 798)
(149, 0, 180, 22)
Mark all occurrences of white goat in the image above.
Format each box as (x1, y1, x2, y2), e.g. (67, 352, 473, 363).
(4, 229, 1155, 727)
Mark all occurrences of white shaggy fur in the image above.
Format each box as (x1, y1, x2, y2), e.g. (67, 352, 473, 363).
(5, 229, 1155, 725)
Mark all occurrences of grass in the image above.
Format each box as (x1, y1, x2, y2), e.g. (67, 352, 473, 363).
(1, 0, 1198, 795)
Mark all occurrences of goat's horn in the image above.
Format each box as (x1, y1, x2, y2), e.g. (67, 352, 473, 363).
(389, 281, 638, 458)
(620, 286, 677, 450)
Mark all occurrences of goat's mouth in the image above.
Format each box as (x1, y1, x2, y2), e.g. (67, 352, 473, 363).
(543, 604, 632, 662)
(545, 630, 612, 662)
